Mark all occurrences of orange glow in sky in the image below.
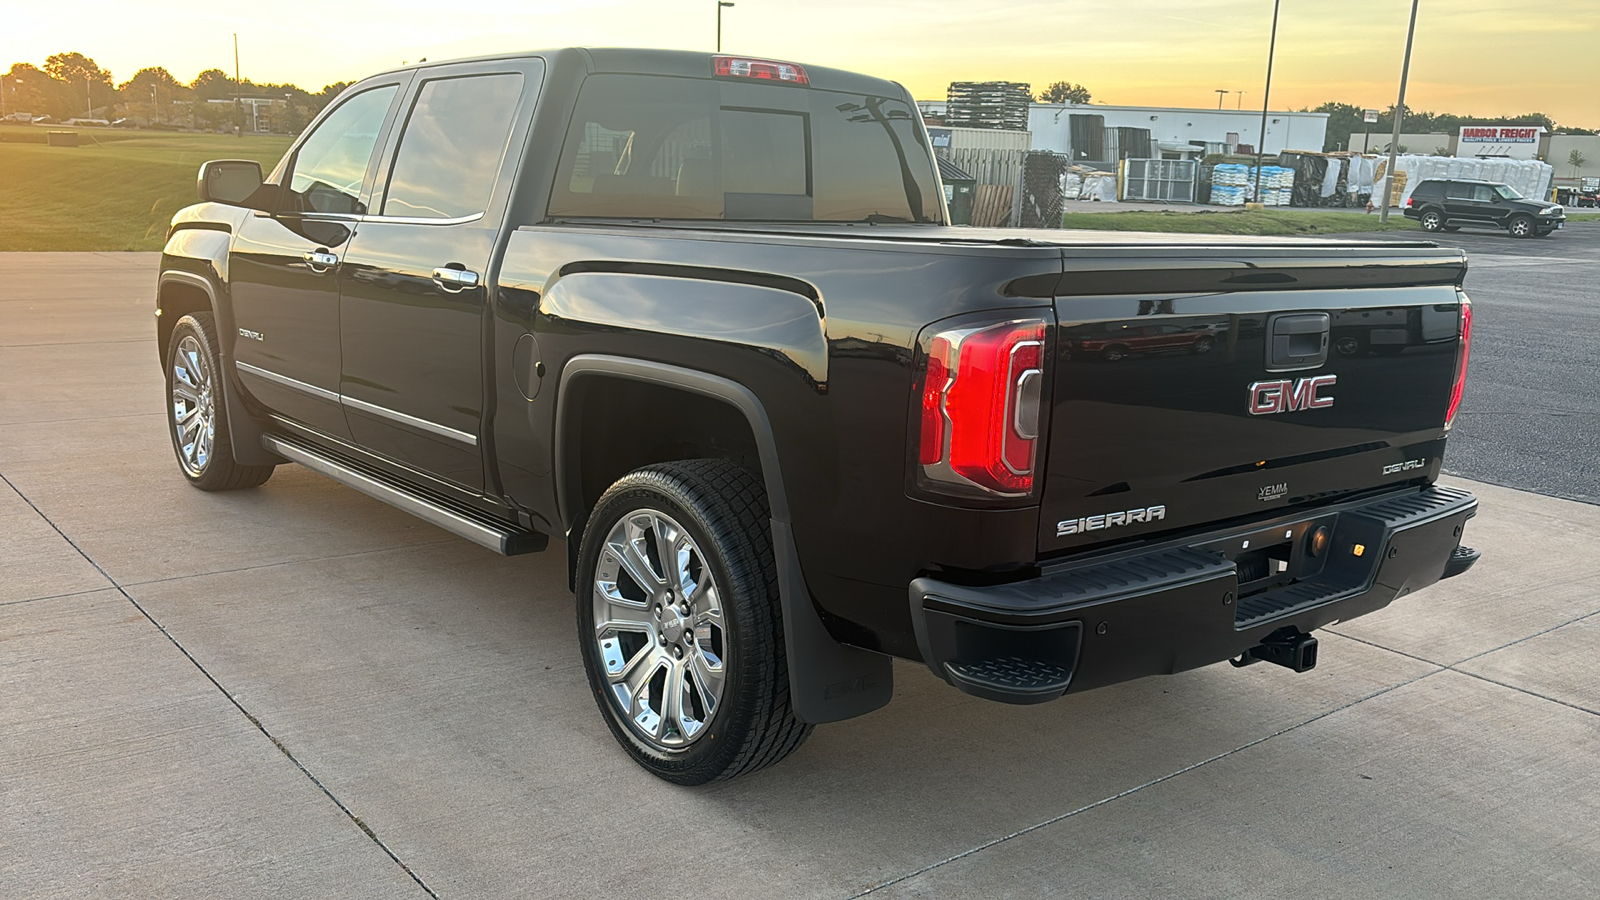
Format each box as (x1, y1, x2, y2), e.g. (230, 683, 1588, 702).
(4, 0, 1597, 125)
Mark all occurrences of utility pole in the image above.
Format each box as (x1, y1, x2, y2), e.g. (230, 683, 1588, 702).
(85, 73, 92, 117)
(1215, 89, 1228, 109)
(234, 33, 242, 134)
(1379, 0, 1420, 223)
(1253, 0, 1281, 209)
(717, 2, 735, 53)
(1236, 90, 1246, 110)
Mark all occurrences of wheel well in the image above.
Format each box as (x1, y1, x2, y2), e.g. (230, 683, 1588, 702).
(156, 280, 213, 361)
(565, 374, 764, 529)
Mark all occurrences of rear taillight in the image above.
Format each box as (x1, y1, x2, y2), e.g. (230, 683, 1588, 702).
(1445, 296, 1473, 428)
(1406, 196, 1414, 207)
(916, 318, 1047, 498)
(712, 56, 809, 84)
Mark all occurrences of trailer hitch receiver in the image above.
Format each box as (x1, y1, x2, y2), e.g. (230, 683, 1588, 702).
(1230, 626, 1318, 673)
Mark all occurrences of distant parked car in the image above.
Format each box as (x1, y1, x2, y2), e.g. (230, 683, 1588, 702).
(1070, 322, 1216, 361)
(1404, 178, 1565, 238)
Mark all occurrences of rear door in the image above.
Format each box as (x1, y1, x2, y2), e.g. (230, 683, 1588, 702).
(1039, 250, 1467, 556)
(335, 60, 542, 491)
(231, 80, 405, 439)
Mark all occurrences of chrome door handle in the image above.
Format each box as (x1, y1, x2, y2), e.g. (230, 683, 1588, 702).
(302, 249, 339, 271)
(432, 266, 480, 292)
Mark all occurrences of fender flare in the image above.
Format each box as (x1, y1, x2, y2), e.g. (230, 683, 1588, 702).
(555, 354, 892, 724)
(158, 270, 282, 468)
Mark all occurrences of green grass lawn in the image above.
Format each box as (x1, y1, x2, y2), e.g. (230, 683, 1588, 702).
(1059, 208, 1424, 236)
(0, 130, 292, 251)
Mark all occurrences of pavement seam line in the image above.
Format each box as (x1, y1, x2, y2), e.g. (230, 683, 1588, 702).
(0, 586, 117, 609)
(0, 470, 441, 900)
(846, 666, 1448, 898)
(1329, 611, 1600, 720)
(118, 536, 462, 589)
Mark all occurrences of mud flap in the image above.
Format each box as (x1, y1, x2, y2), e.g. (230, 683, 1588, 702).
(222, 356, 284, 468)
(773, 520, 893, 723)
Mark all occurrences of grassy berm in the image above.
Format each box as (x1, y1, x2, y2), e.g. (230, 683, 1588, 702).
(1058, 208, 1427, 235)
(0, 129, 293, 251)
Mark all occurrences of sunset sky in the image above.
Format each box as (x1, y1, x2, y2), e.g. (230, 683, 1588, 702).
(5, 0, 1597, 126)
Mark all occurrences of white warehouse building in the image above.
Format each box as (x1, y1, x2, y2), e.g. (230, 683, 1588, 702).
(1029, 104, 1329, 163)
(918, 101, 1330, 165)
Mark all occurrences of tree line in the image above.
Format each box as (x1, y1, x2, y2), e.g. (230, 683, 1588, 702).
(1028, 81, 1595, 149)
(2, 52, 350, 132)
(1312, 101, 1596, 152)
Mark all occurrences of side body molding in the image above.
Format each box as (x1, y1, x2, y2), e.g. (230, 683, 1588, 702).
(157, 269, 282, 468)
(555, 354, 892, 724)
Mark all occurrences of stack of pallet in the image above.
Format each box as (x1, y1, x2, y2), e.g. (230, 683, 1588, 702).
(945, 82, 1032, 131)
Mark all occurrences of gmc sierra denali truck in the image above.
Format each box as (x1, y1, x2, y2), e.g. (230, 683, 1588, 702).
(157, 48, 1480, 784)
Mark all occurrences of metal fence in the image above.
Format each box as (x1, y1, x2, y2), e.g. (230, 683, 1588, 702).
(1122, 159, 1198, 203)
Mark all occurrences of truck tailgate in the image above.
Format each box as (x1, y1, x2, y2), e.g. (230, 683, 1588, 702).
(1040, 252, 1468, 556)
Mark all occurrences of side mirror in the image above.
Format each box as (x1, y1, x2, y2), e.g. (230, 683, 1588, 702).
(197, 159, 266, 207)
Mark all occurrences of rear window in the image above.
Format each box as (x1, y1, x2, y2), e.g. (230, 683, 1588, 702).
(548, 74, 942, 223)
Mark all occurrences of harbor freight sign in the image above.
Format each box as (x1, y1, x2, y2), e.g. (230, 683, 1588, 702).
(1458, 125, 1545, 159)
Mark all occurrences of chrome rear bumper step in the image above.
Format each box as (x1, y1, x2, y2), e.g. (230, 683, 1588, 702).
(260, 434, 546, 556)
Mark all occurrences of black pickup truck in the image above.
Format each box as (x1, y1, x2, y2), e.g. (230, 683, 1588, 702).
(158, 48, 1479, 784)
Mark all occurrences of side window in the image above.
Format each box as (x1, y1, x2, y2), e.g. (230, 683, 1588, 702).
(1444, 183, 1471, 200)
(1472, 185, 1495, 202)
(381, 73, 525, 220)
(286, 85, 398, 215)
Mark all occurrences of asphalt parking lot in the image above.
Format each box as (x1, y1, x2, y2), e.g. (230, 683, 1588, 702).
(3, 241, 1598, 898)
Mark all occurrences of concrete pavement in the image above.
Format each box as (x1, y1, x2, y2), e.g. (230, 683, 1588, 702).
(2, 252, 1598, 898)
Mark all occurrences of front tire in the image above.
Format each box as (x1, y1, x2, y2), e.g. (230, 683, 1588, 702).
(165, 312, 274, 491)
(576, 460, 811, 784)
(1507, 214, 1536, 238)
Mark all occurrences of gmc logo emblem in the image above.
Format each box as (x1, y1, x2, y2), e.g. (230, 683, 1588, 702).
(1249, 374, 1337, 415)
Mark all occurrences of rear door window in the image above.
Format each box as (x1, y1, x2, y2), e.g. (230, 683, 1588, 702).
(549, 74, 941, 223)
(1444, 183, 1472, 200)
(381, 73, 525, 220)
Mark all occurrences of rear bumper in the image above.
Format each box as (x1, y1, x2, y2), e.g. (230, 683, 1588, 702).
(909, 485, 1478, 704)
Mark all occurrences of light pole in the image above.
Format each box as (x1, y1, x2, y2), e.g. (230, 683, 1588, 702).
(1236, 90, 1246, 110)
(1379, 0, 1420, 223)
(1215, 89, 1229, 109)
(717, 2, 735, 53)
(1253, 0, 1281, 209)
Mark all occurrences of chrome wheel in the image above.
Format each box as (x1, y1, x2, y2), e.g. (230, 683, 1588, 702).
(1420, 211, 1442, 231)
(170, 334, 216, 478)
(1508, 216, 1533, 237)
(592, 508, 727, 751)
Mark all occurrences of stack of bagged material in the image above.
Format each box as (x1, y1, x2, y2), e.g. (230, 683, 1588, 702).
(1210, 163, 1249, 206)
(1387, 155, 1554, 205)
(1248, 166, 1294, 206)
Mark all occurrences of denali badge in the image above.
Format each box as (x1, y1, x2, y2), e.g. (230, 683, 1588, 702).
(1383, 458, 1428, 475)
(1058, 505, 1166, 536)
(1249, 374, 1336, 415)
(238, 328, 265, 342)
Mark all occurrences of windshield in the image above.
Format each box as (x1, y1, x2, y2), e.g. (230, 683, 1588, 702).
(548, 74, 942, 223)
(1494, 184, 1523, 201)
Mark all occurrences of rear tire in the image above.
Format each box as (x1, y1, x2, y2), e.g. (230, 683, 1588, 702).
(576, 460, 811, 784)
(1419, 210, 1444, 232)
(1507, 215, 1535, 238)
(164, 312, 275, 491)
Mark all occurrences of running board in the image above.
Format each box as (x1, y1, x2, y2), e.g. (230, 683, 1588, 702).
(260, 434, 547, 556)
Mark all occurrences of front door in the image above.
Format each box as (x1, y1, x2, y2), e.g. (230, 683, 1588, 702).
(337, 63, 540, 491)
(231, 82, 404, 439)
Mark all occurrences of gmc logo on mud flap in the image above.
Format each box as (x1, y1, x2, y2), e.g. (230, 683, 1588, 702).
(1248, 374, 1337, 415)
